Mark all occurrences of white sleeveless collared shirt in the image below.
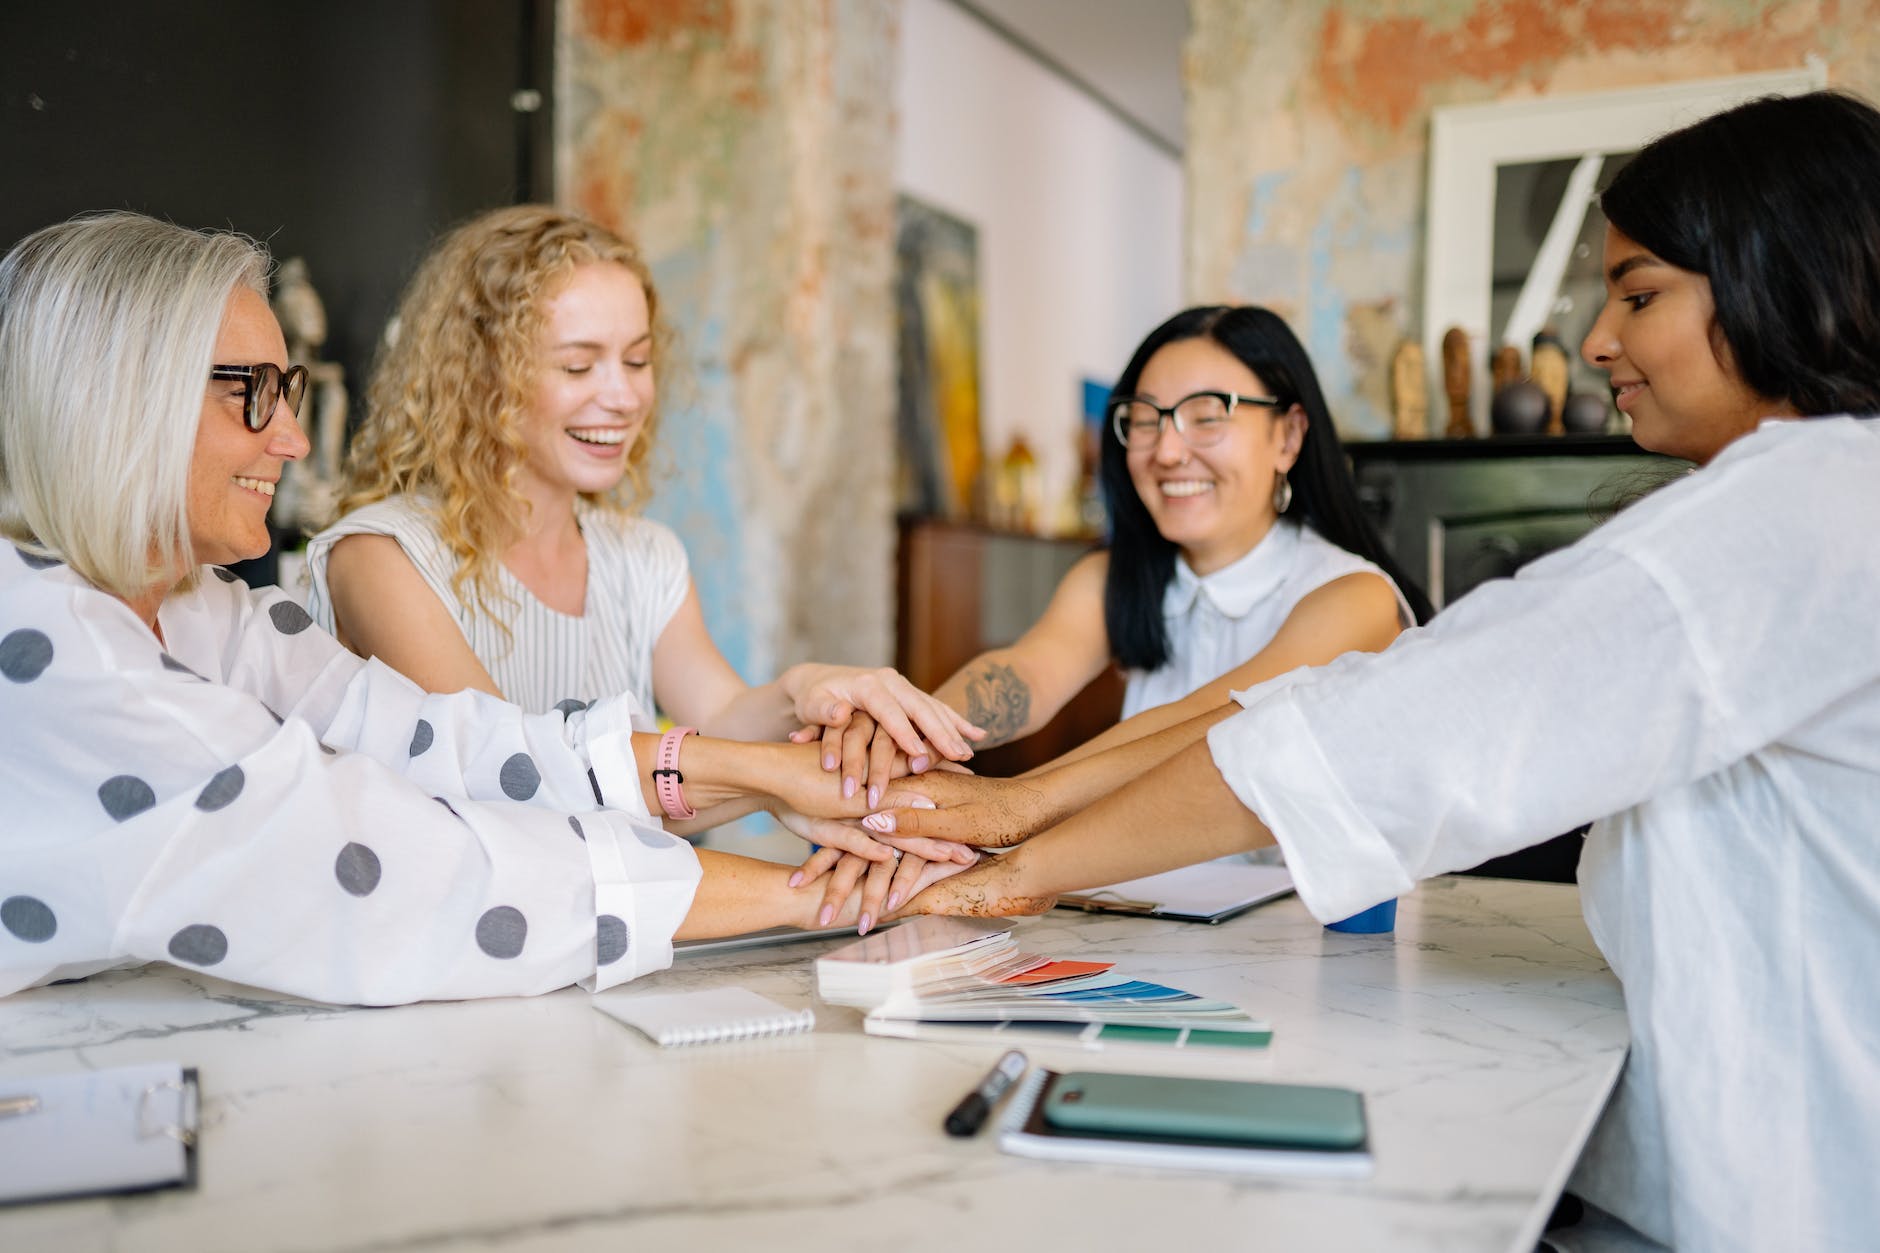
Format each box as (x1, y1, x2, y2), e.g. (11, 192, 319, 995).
(1120, 519, 1410, 719)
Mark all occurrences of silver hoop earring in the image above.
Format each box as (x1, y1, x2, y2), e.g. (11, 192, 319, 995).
(1272, 471, 1293, 515)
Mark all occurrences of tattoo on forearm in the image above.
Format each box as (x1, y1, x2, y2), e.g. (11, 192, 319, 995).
(963, 662, 1031, 746)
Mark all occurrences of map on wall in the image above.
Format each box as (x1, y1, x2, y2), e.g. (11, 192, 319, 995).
(894, 195, 983, 520)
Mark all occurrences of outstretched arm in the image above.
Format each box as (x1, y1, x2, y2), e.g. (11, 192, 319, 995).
(1037, 570, 1401, 771)
(861, 702, 1243, 849)
(931, 551, 1114, 748)
(653, 582, 980, 793)
(912, 735, 1274, 918)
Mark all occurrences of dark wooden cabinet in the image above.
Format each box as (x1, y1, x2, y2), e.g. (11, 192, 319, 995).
(895, 517, 1123, 777)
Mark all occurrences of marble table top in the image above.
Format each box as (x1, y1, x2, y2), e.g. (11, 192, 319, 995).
(0, 876, 1627, 1253)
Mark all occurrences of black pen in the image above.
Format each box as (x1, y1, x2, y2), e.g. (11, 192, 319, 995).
(943, 1049, 1027, 1137)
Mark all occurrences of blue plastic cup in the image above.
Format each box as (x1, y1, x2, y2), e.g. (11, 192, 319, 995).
(1325, 898, 1397, 934)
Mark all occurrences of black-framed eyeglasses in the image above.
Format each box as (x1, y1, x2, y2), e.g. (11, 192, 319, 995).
(1110, 390, 1281, 450)
(209, 363, 309, 432)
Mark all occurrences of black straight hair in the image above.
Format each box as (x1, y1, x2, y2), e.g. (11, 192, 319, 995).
(1100, 305, 1433, 672)
(1600, 90, 1880, 416)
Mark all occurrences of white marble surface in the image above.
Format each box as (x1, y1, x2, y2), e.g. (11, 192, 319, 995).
(0, 877, 1626, 1253)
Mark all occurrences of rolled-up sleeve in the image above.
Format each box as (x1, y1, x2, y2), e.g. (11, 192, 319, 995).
(1208, 430, 1880, 923)
(1210, 542, 1713, 921)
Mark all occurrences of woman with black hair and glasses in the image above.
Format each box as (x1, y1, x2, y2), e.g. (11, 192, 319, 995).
(930, 306, 1430, 765)
(801, 309, 1432, 903)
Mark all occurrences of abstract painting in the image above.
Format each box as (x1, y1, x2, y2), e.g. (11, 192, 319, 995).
(895, 195, 983, 519)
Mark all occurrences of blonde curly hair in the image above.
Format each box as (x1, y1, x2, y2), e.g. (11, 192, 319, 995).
(336, 205, 667, 617)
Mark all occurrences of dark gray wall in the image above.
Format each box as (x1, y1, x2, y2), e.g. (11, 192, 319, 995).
(2, 0, 551, 579)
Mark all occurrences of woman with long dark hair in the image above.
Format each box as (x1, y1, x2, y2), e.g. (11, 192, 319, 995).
(934, 306, 1429, 764)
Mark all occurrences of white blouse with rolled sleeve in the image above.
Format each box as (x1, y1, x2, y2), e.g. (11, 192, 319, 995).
(0, 548, 701, 1006)
(1206, 417, 1880, 1252)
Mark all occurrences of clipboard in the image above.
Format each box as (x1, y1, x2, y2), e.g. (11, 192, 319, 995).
(1056, 862, 1295, 925)
(0, 1063, 201, 1206)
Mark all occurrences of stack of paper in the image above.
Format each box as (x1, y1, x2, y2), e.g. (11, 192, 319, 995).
(814, 917, 1270, 1051)
(814, 916, 1017, 1008)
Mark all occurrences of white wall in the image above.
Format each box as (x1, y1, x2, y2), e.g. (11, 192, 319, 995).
(895, 0, 1184, 524)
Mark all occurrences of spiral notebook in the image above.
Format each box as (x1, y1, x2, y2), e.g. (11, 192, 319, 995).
(593, 987, 815, 1047)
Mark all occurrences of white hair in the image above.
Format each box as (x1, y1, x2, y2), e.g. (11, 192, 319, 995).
(0, 211, 270, 599)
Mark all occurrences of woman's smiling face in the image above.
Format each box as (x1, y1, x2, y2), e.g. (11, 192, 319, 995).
(188, 286, 310, 567)
(516, 261, 655, 505)
(1124, 337, 1304, 576)
(1581, 225, 1796, 464)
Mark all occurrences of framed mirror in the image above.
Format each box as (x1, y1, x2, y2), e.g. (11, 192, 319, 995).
(1423, 67, 1825, 435)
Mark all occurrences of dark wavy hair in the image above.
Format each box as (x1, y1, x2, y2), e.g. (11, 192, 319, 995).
(1600, 90, 1880, 417)
(1101, 305, 1433, 671)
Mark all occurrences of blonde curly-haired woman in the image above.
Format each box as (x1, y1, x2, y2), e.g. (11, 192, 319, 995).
(306, 206, 976, 911)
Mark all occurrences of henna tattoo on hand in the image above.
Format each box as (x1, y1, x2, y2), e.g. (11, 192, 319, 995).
(962, 662, 1030, 746)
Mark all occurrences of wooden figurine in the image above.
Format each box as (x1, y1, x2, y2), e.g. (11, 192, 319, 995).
(1531, 333, 1571, 435)
(1390, 340, 1428, 439)
(1441, 326, 1473, 438)
(1491, 343, 1524, 396)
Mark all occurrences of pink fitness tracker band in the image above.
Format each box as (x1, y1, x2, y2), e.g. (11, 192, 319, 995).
(653, 726, 698, 821)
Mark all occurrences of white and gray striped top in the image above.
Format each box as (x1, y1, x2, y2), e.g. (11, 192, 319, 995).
(304, 494, 690, 715)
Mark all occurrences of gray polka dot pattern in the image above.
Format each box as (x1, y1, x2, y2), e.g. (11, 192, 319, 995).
(596, 915, 629, 966)
(98, 775, 156, 821)
(168, 924, 228, 966)
(335, 843, 382, 896)
(15, 546, 62, 570)
(269, 601, 314, 635)
(554, 698, 589, 719)
(568, 816, 585, 840)
(499, 753, 540, 801)
(195, 765, 244, 812)
(0, 629, 53, 683)
(212, 566, 240, 583)
(409, 719, 434, 757)
(475, 906, 527, 959)
(2, 895, 57, 942)
(636, 828, 680, 850)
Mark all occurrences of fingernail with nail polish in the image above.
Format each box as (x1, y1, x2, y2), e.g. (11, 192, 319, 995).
(911, 755, 930, 772)
(843, 777, 857, 799)
(858, 913, 873, 935)
(863, 813, 893, 833)
(788, 871, 804, 888)
(867, 785, 880, 809)
(887, 892, 902, 912)
(817, 904, 834, 928)
(823, 754, 836, 770)
(911, 797, 936, 810)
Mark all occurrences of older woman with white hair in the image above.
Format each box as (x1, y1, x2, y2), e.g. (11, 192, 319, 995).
(0, 212, 957, 1006)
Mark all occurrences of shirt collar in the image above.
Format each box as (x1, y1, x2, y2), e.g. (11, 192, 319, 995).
(1165, 520, 1301, 620)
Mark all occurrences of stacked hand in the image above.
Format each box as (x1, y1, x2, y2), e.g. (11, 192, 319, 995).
(759, 730, 1066, 934)
(784, 665, 985, 805)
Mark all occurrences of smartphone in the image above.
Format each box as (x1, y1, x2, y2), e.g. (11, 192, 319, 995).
(1040, 1071, 1366, 1149)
